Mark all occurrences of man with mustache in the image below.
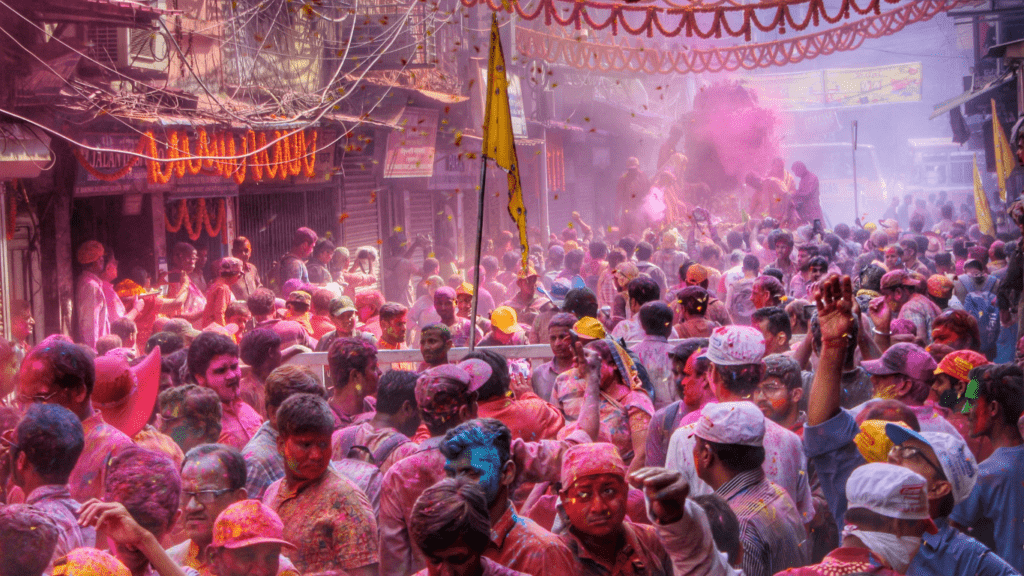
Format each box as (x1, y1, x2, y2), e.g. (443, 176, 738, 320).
(167, 444, 298, 576)
(188, 333, 259, 451)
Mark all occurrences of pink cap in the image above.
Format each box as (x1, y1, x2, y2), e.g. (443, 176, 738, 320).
(560, 443, 627, 489)
(212, 500, 296, 550)
(53, 548, 130, 576)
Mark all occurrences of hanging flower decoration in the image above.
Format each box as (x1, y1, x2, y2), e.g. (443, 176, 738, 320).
(517, 0, 969, 74)
(464, 0, 914, 39)
(74, 128, 319, 186)
(164, 198, 228, 243)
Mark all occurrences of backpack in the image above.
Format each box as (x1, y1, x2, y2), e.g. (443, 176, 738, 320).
(959, 274, 999, 354)
(331, 427, 411, 515)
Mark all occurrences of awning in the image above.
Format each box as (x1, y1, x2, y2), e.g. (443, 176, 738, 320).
(0, 124, 52, 179)
(986, 39, 1024, 60)
(930, 73, 1014, 120)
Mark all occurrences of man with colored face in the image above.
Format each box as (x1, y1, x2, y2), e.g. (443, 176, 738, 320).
(326, 338, 381, 427)
(419, 323, 453, 370)
(530, 314, 575, 403)
(869, 270, 941, 349)
(265, 394, 378, 576)
(558, 443, 673, 575)
(230, 237, 262, 301)
(436, 286, 480, 348)
(167, 444, 299, 576)
(859, 342, 962, 437)
(755, 355, 805, 434)
(189, 332, 260, 450)
(314, 296, 376, 353)
(379, 303, 416, 371)
(16, 339, 134, 502)
(949, 364, 1024, 573)
(439, 418, 576, 576)
(506, 267, 546, 329)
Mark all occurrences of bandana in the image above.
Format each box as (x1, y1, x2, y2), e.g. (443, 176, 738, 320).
(560, 443, 627, 490)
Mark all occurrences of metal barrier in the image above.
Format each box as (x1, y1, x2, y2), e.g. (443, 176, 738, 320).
(289, 340, 686, 381)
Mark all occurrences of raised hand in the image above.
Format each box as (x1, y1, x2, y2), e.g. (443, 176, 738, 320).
(573, 341, 602, 383)
(815, 275, 856, 348)
(79, 500, 152, 549)
(867, 296, 891, 334)
(628, 467, 690, 525)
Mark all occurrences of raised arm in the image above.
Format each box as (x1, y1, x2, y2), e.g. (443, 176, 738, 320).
(807, 275, 855, 427)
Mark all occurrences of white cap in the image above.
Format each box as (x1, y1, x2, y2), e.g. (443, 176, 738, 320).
(692, 402, 765, 447)
(846, 463, 937, 533)
(703, 326, 766, 366)
(885, 425, 978, 506)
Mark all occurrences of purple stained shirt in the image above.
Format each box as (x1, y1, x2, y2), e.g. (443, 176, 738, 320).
(70, 411, 135, 502)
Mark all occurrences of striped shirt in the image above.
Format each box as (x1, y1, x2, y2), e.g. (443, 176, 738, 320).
(717, 468, 808, 576)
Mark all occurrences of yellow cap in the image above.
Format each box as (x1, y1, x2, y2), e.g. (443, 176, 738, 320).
(490, 306, 518, 334)
(854, 419, 911, 463)
(572, 316, 606, 340)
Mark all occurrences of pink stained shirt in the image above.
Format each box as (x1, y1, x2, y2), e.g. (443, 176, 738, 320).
(378, 430, 591, 576)
(477, 390, 565, 442)
(70, 411, 135, 502)
(217, 398, 263, 450)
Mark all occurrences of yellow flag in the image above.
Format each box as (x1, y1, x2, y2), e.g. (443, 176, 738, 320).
(482, 15, 529, 273)
(992, 99, 1015, 203)
(973, 157, 995, 236)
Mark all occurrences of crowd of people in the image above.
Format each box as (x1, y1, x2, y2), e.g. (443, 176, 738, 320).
(4, 148, 1024, 576)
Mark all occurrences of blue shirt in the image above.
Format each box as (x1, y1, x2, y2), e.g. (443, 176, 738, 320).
(910, 517, 1020, 576)
(802, 408, 865, 533)
(950, 445, 1024, 573)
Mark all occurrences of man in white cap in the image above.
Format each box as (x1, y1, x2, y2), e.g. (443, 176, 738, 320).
(806, 275, 1019, 576)
(886, 425, 1018, 576)
(665, 325, 814, 526)
(692, 402, 807, 576)
(778, 462, 937, 575)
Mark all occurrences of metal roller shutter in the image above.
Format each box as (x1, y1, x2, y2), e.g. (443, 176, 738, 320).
(405, 188, 434, 270)
(340, 155, 381, 250)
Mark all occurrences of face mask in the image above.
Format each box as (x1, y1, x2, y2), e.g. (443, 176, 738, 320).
(843, 527, 921, 573)
(938, 388, 960, 410)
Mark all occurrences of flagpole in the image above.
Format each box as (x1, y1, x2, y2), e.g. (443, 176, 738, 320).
(468, 158, 487, 352)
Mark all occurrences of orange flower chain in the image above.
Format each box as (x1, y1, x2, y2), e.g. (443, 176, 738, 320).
(165, 198, 228, 243)
(74, 128, 319, 185)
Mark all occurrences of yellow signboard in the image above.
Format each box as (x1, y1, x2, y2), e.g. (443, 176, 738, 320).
(824, 62, 922, 107)
(738, 62, 922, 110)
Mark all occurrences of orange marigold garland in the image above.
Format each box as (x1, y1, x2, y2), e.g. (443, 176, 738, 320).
(75, 128, 319, 185)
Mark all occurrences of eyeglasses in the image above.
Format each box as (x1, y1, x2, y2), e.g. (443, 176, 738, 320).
(15, 389, 62, 407)
(889, 444, 945, 478)
(180, 488, 233, 505)
(753, 383, 789, 397)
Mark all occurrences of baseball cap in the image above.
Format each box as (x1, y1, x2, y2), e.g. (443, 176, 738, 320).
(854, 419, 911, 463)
(571, 316, 606, 341)
(329, 296, 357, 317)
(702, 326, 765, 366)
(219, 257, 243, 276)
(934, 349, 989, 383)
(76, 241, 105, 266)
(926, 275, 953, 299)
(415, 364, 483, 420)
(885, 424, 979, 505)
(541, 278, 571, 308)
(212, 500, 296, 550)
(92, 348, 162, 438)
(845, 462, 938, 533)
(287, 291, 312, 307)
(692, 402, 765, 447)
(862, 342, 936, 381)
(53, 548, 130, 576)
(455, 282, 474, 297)
(163, 318, 201, 342)
(880, 269, 921, 291)
(560, 443, 627, 490)
(490, 306, 519, 335)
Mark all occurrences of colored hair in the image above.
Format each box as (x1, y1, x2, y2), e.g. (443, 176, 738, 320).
(104, 447, 181, 535)
(328, 338, 378, 389)
(158, 385, 223, 442)
(182, 444, 246, 491)
(969, 364, 1024, 426)
(440, 418, 512, 466)
(276, 393, 335, 438)
(265, 365, 325, 411)
(411, 477, 491, 558)
(25, 340, 95, 396)
(15, 404, 84, 484)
